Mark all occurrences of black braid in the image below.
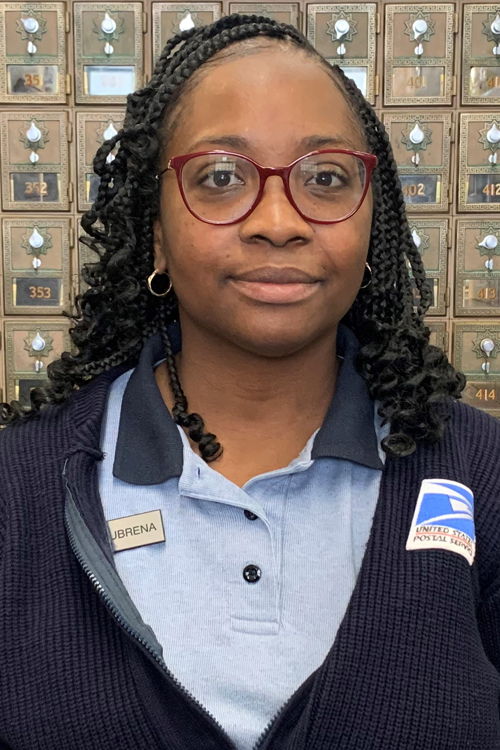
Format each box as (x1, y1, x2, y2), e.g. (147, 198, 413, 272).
(158, 306, 222, 462)
(0, 13, 465, 462)
(326, 67, 463, 454)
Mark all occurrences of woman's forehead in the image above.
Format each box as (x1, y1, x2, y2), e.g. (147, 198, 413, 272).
(166, 50, 364, 155)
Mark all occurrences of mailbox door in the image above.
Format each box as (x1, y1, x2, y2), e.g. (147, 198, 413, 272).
(384, 3, 456, 106)
(2, 217, 72, 315)
(74, 2, 143, 104)
(152, 3, 222, 62)
(383, 112, 452, 213)
(306, 3, 377, 103)
(4, 319, 71, 405)
(0, 2, 67, 104)
(408, 218, 449, 314)
(76, 111, 125, 211)
(456, 219, 500, 315)
(0, 110, 69, 211)
(462, 4, 500, 105)
(453, 321, 500, 417)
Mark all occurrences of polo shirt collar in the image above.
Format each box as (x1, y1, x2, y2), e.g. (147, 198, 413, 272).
(112, 321, 383, 485)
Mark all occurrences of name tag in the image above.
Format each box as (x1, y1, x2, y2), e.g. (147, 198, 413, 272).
(107, 509, 165, 553)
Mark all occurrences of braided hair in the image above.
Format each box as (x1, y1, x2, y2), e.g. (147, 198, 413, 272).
(0, 14, 465, 461)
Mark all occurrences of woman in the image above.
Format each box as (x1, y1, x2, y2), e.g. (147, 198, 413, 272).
(1, 14, 499, 750)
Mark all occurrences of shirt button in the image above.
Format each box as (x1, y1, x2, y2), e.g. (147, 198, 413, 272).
(244, 509, 258, 521)
(243, 564, 261, 583)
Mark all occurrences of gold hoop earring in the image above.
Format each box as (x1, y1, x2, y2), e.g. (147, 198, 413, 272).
(147, 269, 173, 297)
(360, 262, 372, 290)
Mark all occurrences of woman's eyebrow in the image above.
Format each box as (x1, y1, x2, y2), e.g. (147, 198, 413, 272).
(187, 134, 361, 152)
(297, 134, 361, 151)
(189, 135, 249, 151)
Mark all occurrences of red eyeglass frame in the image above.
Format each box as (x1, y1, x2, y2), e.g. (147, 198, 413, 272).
(156, 148, 378, 225)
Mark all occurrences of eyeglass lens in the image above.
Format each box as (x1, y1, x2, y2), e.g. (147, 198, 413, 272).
(180, 152, 368, 223)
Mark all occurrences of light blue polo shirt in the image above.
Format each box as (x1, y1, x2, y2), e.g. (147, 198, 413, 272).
(97, 322, 389, 750)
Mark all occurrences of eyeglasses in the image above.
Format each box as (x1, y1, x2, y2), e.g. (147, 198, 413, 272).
(157, 149, 377, 225)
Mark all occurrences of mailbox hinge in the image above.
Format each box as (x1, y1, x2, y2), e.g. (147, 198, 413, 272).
(451, 74, 457, 97)
(68, 182, 74, 204)
(142, 11, 148, 33)
(449, 114, 455, 142)
(448, 182, 453, 204)
(444, 286, 451, 309)
(72, 275, 79, 304)
(374, 74, 380, 97)
(65, 11, 71, 33)
(65, 74, 72, 95)
(375, 13, 381, 34)
(67, 118, 73, 143)
(444, 329, 450, 353)
(453, 12, 459, 34)
(69, 220, 75, 249)
(447, 227, 453, 248)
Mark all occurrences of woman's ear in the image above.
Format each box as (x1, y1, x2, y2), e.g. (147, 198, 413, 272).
(153, 218, 168, 273)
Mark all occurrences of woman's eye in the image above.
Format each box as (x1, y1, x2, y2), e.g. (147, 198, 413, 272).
(202, 170, 244, 188)
(305, 170, 344, 188)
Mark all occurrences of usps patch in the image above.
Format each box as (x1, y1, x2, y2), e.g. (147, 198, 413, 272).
(406, 478, 475, 565)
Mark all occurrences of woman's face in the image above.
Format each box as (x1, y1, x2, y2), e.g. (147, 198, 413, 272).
(154, 45, 373, 357)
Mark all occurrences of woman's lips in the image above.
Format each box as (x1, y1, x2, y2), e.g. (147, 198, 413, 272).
(229, 279, 321, 304)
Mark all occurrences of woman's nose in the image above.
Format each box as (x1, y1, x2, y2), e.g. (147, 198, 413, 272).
(238, 175, 313, 246)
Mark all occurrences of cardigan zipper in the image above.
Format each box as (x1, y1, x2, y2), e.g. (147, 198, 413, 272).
(252, 695, 295, 750)
(63, 474, 294, 750)
(63, 483, 237, 750)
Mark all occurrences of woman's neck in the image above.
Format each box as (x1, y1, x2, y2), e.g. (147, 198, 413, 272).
(155, 319, 340, 486)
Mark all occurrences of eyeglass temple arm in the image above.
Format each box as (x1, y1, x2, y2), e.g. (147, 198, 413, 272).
(156, 160, 172, 179)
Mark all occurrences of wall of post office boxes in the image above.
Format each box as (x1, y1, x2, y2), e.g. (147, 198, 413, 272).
(3, 2, 500, 418)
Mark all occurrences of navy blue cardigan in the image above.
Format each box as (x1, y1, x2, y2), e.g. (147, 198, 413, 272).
(1, 362, 500, 750)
